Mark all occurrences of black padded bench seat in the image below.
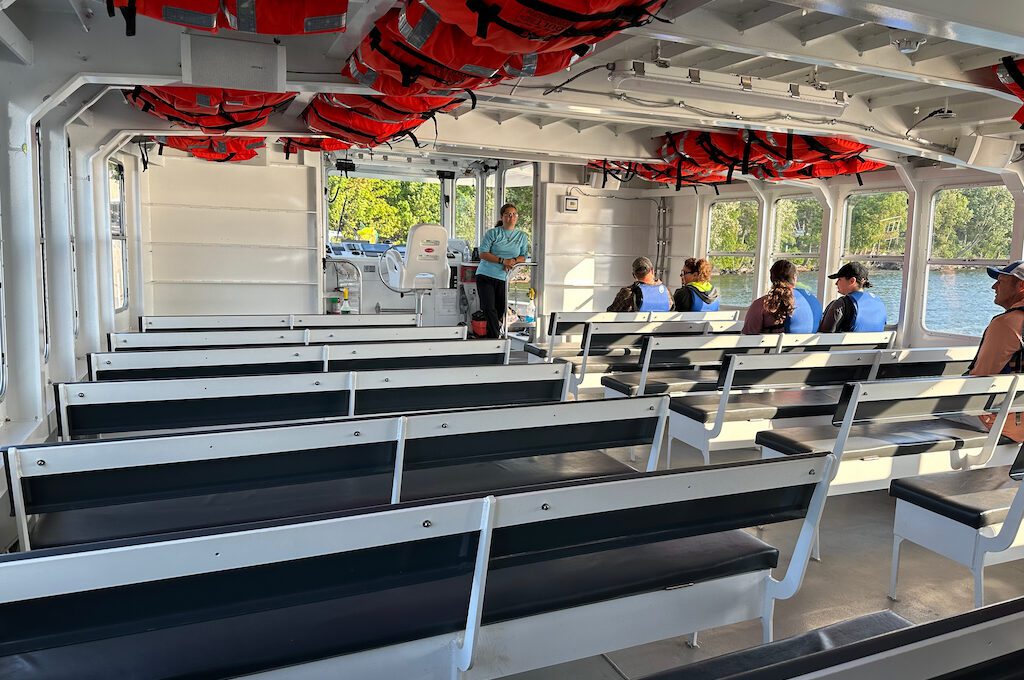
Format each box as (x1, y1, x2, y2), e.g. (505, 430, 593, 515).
(28, 451, 634, 549)
(756, 420, 1011, 458)
(639, 610, 911, 680)
(890, 466, 1018, 529)
(0, 530, 777, 679)
(670, 388, 843, 424)
(601, 370, 723, 396)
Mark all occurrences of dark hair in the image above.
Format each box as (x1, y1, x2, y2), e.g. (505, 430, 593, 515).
(684, 257, 712, 283)
(496, 203, 518, 228)
(765, 260, 797, 321)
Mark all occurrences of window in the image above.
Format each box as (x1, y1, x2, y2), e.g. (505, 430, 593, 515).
(455, 176, 477, 245)
(485, 172, 497, 228)
(503, 163, 534, 246)
(109, 160, 128, 312)
(772, 196, 823, 298)
(843, 191, 908, 322)
(924, 185, 1015, 336)
(708, 199, 759, 305)
(326, 176, 441, 245)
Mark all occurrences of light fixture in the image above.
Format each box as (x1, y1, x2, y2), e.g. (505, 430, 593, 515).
(609, 62, 849, 117)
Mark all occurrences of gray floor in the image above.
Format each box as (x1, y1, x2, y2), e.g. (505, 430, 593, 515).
(507, 434, 1024, 680)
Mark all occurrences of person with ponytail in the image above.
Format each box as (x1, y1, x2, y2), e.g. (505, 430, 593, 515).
(742, 259, 822, 334)
(476, 203, 529, 338)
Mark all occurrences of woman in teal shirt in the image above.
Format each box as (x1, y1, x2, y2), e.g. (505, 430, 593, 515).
(476, 203, 529, 337)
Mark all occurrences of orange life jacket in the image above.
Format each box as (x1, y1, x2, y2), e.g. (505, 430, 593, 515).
(153, 135, 266, 162)
(107, 0, 347, 36)
(302, 95, 426, 147)
(126, 86, 295, 133)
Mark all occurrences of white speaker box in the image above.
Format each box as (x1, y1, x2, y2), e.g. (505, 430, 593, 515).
(182, 34, 287, 92)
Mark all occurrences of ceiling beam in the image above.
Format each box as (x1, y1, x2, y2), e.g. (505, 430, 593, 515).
(956, 49, 1013, 73)
(765, 0, 1024, 54)
(690, 51, 764, 72)
(852, 30, 894, 54)
(624, 7, 1019, 102)
(909, 40, 975, 64)
(744, 60, 813, 79)
(734, 3, 802, 32)
(0, 10, 31, 64)
(797, 16, 861, 45)
(867, 85, 957, 110)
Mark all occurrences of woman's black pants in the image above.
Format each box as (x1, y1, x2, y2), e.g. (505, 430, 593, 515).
(476, 274, 506, 339)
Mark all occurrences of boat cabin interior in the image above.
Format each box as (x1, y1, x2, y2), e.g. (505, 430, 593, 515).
(0, 0, 1023, 677)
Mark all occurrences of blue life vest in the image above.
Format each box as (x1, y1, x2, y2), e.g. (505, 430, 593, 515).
(635, 282, 672, 312)
(784, 287, 822, 333)
(847, 290, 887, 332)
(687, 285, 720, 312)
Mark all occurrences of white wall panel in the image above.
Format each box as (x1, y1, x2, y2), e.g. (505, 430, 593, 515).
(142, 156, 318, 315)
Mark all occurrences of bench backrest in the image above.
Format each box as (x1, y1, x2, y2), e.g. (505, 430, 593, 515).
(547, 311, 738, 339)
(8, 397, 668, 549)
(107, 325, 467, 351)
(583, 320, 742, 351)
(875, 346, 976, 379)
(139, 313, 418, 331)
(89, 340, 510, 380)
(0, 453, 829, 674)
(56, 364, 572, 440)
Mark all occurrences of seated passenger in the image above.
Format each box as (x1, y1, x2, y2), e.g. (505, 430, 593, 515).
(673, 257, 721, 312)
(964, 260, 1024, 440)
(606, 256, 673, 312)
(818, 262, 887, 332)
(742, 260, 821, 334)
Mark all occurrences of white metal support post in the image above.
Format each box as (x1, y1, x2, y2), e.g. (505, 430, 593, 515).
(747, 179, 777, 296)
(1002, 164, 1024, 261)
(125, 154, 146, 330)
(806, 179, 844, 306)
(893, 163, 930, 348)
(71, 142, 100, 358)
(440, 173, 456, 236)
(0, 100, 45, 424)
(40, 116, 77, 384)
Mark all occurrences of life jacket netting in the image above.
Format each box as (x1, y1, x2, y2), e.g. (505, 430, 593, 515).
(498, 43, 595, 78)
(125, 86, 296, 133)
(301, 94, 426, 147)
(107, 0, 348, 37)
(995, 57, 1024, 128)
(423, 0, 668, 54)
(586, 160, 729, 190)
(280, 137, 352, 159)
(152, 135, 266, 162)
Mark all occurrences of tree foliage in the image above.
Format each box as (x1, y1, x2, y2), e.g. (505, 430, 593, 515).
(327, 177, 441, 243)
(929, 186, 1013, 260)
(709, 200, 758, 272)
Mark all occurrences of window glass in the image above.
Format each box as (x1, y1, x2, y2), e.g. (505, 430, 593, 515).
(924, 186, 1015, 336)
(455, 176, 477, 245)
(502, 163, 534, 246)
(326, 176, 441, 245)
(842, 191, 908, 320)
(773, 196, 823, 298)
(109, 160, 128, 312)
(485, 172, 496, 228)
(708, 199, 758, 305)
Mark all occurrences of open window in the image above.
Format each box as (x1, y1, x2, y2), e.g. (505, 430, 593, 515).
(708, 199, 758, 305)
(503, 162, 534, 247)
(924, 185, 1015, 336)
(842, 190, 908, 322)
(455, 175, 478, 245)
(772, 196, 823, 298)
(326, 175, 441, 246)
(109, 160, 128, 312)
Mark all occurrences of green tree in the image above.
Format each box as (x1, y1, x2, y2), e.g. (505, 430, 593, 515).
(846, 192, 907, 256)
(326, 177, 440, 243)
(931, 187, 1013, 260)
(709, 200, 758, 272)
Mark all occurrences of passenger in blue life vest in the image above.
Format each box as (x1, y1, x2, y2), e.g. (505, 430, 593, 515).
(742, 259, 822, 334)
(476, 203, 529, 338)
(673, 257, 721, 312)
(606, 256, 673, 312)
(818, 262, 887, 333)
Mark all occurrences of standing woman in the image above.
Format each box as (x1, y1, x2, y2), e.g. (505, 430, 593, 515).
(476, 203, 529, 338)
(742, 259, 822, 334)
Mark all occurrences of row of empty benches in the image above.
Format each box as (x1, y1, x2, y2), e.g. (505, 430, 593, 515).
(0, 310, 1019, 677)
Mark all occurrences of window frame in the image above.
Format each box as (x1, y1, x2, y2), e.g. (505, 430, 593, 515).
(35, 124, 52, 361)
(770, 195, 824, 297)
(706, 197, 759, 261)
(109, 159, 129, 313)
(922, 182, 1015, 338)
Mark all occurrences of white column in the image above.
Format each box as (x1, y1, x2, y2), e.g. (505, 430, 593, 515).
(806, 180, 844, 305)
(72, 144, 101, 357)
(92, 149, 115, 342)
(1001, 164, 1024, 261)
(126, 155, 146, 330)
(0, 102, 44, 422)
(747, 179, 777, 295)
(894, 163, 929, 347)
(40, 118, 76, 383)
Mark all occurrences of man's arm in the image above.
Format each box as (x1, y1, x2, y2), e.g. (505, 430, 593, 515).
(817, 298, 846, 333)
(606, 286, 636, 312)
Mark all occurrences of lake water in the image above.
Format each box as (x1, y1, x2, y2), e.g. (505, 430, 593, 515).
(716, 268, 1000, 337)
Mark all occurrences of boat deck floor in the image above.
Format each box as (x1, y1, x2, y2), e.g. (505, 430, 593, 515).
(506, 366, 1024, 679)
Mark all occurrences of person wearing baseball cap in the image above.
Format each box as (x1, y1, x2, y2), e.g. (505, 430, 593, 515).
(606, 256, 672, 312)
(818, 262, 887, 333)
(962, 260, 1024, 441)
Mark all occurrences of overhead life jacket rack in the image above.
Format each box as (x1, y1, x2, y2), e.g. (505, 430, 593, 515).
(125, 86, 295, 133)
(995, 57, 1024, 128)
(280, 137, 352, 159)
(424, 0, 668, 54)
(302, 95, 425, 148)
(498, 43, 595, 78)
(357, 9, 503, 93)
(107, 0, 348, 36)
(321, 92, 465, 123)
(152, 135, 266, 162)
(587, 160, 729, 193)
